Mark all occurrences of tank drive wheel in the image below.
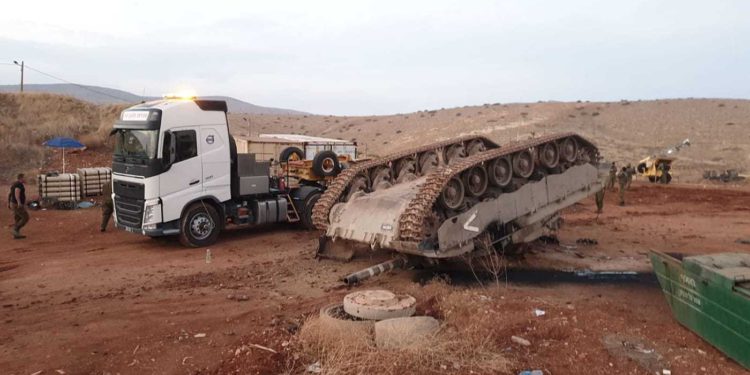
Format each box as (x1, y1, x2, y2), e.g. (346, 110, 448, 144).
(444, 144, 467, 164)
(418, 151, 440, 175)
(512, 149, 535, 178)
(312, 151, 341, 177)
(371, 166, 392, 191)
(438, 177, 465, 210)
(300, 190, 322, 229)
(539, 142, 559, 169)
(466, 139, 487, 155)
(463, 166, 489, 197)
(280, 146, 304, 162)
(488, 157, 513, 187)
(345, 174, 370, 201)
(559, 137, 578, 163)
(395, 157, 417, 181)
(179, 202, 221, 247)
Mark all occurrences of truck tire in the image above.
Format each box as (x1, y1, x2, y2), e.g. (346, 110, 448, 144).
(312, 151, 341, 177)
(179, 202, 221, 247)
(280, 146, 304, 162)
(300, 191, 321, 230)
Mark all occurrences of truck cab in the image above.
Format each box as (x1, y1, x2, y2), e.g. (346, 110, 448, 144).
(111, 98, 323, 247)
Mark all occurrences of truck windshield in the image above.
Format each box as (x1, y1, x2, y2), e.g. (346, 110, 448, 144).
(113, 129, 159, 162)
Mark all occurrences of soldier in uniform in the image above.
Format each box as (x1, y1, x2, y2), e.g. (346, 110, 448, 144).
(617, 167, 629, 206)
(606, 162, 617, 191)
(100, 181, 114, 232)
(624, 163, 635, 190)
(595, 184, 605, 214)
(8, 173, 29, 239)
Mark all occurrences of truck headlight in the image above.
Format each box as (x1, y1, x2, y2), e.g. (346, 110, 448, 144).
(143, 201, 162, 225)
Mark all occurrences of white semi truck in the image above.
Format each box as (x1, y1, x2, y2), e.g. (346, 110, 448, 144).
(111, 97, 332, 247)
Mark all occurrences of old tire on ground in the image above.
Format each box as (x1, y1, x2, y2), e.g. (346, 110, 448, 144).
(179, 202, 221, 247)
(343, 290, 417, 321)
(374, 316, 440, 349)
(312, 150, 341, 177)
(279, 146, 304, 162)
(299, 191, 322, 229)
(318, 303, 374, 345)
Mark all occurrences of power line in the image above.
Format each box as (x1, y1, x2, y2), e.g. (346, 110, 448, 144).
(20, 63, 134, 103)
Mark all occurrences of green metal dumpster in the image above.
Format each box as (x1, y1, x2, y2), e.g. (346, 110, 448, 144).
(650, 251, 750, 370)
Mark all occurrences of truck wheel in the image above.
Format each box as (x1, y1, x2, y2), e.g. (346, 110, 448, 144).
(300, 191, 321, 230)
(280, 146, 304, 162)
(179, 202, 221, 247)
(312, 151, 341, 177)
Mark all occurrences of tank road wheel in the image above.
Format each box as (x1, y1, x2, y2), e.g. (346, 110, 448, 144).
(539, 142, 559, 169)
(559, 137, 578, 163)
(648, 176, 656, 183)
(312, 150, 341, 177)
(280, 146, 304, 162)
(444, 144, 467, 165)
(395, 157, 417, 181)
(512, 149, 534, 178)
(488, 157, 513, 187)
(438, 177, 465, 210)
(463, 166, 488, 197)
(371, 166, 392, 191)
(300, 191, 322, 229)
(418, 151, 440, 175)
(345, 174, 370, 201)
(179, 202, 221, 247)
(466, 139, 487, 156)
(637, 163, 647, 174)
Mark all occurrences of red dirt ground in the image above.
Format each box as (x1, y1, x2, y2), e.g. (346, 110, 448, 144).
(1, 182, 749, 374)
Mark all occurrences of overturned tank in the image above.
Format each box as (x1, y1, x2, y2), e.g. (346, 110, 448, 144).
(313, 133, 602, 261)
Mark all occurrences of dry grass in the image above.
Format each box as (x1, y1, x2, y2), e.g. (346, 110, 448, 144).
(288, 281, 512, 375)
(0, 92, 127, 181)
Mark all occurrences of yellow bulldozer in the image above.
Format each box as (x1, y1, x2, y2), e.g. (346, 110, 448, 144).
(636, 139, 690, 184)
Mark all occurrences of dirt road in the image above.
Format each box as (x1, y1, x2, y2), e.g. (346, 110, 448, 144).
(1, 182, 749, 374)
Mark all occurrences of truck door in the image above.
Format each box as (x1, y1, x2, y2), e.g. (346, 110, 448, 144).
(160, 128, 202, 223)
(200, 126, 231, 202)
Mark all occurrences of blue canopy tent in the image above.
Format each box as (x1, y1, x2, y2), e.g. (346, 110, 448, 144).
(43, 137, 85, 173)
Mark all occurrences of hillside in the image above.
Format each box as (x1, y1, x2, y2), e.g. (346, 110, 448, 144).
(0, 84, 306, 115)
(0, 93, 125, 180)
(1, 93, 747, 184)
(229, 99, 750, 182)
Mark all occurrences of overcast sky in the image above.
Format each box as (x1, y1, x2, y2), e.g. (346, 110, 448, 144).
(1, 0, 749, 115)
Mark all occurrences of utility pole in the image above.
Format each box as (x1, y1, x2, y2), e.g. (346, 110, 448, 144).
(13, 60, 24, 92)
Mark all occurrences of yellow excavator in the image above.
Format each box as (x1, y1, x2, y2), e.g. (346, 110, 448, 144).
(636, 139, 690, 184)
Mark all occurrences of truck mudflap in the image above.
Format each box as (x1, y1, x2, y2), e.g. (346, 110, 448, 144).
(325, 163, 602, 258)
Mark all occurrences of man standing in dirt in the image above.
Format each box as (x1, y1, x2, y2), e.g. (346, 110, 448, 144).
(8, 173, 29, 239)
(100, 181, 114, 232)
(617, 167, 629, 206)
(606, 162, 617, 191)
(625, 163, 635, 190)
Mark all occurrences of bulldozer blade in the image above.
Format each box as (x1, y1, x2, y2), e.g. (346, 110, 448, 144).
(316, 235, 355, 262)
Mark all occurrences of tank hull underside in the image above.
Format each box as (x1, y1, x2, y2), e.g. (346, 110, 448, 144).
(315, 132, 602, 260)
(326, 163, 601, 258)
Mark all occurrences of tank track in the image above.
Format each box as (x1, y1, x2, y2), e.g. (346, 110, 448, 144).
(398, 132, 597, 242)
(312, 135, 497, 230)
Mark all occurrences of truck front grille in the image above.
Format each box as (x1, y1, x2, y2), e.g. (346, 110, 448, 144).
(115, 195, 144, 229)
